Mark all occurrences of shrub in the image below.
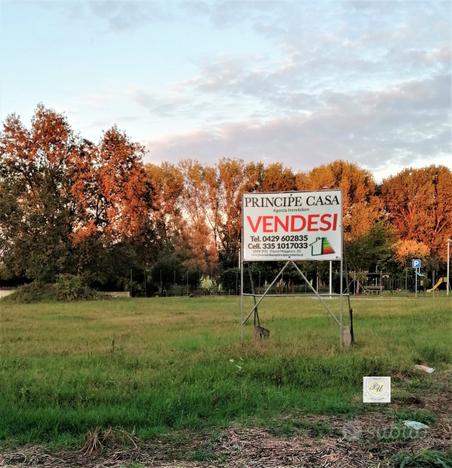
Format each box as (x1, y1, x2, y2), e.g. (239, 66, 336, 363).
(54, 274, 99, 301)
(2, 275, 101, 303)
(2, 281, 54, 303)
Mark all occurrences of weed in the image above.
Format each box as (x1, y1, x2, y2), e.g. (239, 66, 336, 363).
(394, 409, 437, 425)
(393, 449, 452, 467)
(81, 427, 139, 456)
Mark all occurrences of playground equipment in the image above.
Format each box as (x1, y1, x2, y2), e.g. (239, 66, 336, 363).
(427, 277, 447, 293)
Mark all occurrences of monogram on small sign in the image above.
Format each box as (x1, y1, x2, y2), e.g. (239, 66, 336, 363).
(363, 376, 391, 403)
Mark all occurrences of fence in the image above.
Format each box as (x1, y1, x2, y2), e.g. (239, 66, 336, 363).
(127, 266, 450, 297)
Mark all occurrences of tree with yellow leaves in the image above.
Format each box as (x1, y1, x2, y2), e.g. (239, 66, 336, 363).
(381, 166, 452, 262)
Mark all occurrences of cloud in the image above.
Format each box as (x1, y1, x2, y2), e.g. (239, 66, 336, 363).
(186, 1, 451, 88)
(128, 88, 190, 117)
(180, 31, 451, 115)
(26, 0, 451, 179)
(55, 0, 175, 31)
(146, 74, 452, 176)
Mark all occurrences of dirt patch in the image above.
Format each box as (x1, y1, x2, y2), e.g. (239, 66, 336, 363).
(1, 372, 450, 467)
(1, 411, 450, 468)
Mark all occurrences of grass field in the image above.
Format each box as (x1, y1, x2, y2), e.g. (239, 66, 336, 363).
(0, 295, 450, 452)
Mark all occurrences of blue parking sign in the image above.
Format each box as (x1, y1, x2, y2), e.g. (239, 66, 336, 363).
(412, 259, 421, 269)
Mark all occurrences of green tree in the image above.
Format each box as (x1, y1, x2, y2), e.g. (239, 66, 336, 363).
(0, 106, 81, 281)
(345, 223, 396, 272)
(0, 106, 151, 285)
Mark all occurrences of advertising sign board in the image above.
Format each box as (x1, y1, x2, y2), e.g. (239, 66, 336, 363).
(242, 190, 342, 262)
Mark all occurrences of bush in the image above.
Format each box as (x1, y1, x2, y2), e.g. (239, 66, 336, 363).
(54, 274, 99, 301)
(2, 281, 54, 303)
(2, 275, 101, 303)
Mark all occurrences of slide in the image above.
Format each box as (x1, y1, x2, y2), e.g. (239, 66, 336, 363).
(427, 277, 446, 293)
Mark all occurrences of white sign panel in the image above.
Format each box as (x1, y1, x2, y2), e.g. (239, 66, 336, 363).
(363, 376, 391, 403)
(242, 190, 342, 261)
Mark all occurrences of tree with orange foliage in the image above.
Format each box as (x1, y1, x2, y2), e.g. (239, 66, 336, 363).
(179, 158, 262, 271)
(260, 163, 296, 192)
(212, 159, 262, 267)
(0, 106, 84, 279)
(0, 106, 150, 283)
(381, 166, 452, 262)
(95, 127, 149, 240)
(296, 160, 382, 240)
(2, 105, 449, 289)
(146, 162, 184, 247)
(176, 160, 218, 273)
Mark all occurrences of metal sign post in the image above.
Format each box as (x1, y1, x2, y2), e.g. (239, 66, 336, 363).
(239, 250, 244, 342)
(240, 190, 349, 348)
(329, 260, 333, 297)
(412, 259, 422, 298)
(415, 267, 418, 297)
(447, 239, 451, 297)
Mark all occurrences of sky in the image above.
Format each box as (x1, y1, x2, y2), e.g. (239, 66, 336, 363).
(1, 0, 451, 180)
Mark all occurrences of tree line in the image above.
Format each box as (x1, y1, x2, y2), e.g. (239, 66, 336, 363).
(1, 106, 451, 293)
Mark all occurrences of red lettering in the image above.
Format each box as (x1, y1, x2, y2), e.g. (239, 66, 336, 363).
(263, 216, 273, 232)
(247, 213, 338, 233)
(247, 216, 261, 233)
(308, 214, 320, 231)
(275, 216, 289, 232)
(291, 215, 306, 232)
(320, 214, 332, 231)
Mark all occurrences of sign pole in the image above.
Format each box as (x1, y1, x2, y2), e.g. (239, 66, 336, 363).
(239, 251, 244, 342)
(415, 267, 418, 298)
(329, 260, 332, 297)
(339, 250, 344, 348)
(447, 239, 450, 297)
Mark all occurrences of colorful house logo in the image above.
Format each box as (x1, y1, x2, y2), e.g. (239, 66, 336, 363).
(310, 237, 335, 256)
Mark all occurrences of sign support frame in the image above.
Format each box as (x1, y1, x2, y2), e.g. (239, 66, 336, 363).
(239, 189, 348, 348)
(240, 259, 347, 347)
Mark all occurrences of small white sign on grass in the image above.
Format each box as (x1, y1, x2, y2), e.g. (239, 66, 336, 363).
(363, 376, 391, 403)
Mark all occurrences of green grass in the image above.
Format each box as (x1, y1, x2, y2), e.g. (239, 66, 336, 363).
(0, 296, 450, 448)
(393, 449, 452, 467)
(265, 416, 340, 438)
(394, 409, 438, 425)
